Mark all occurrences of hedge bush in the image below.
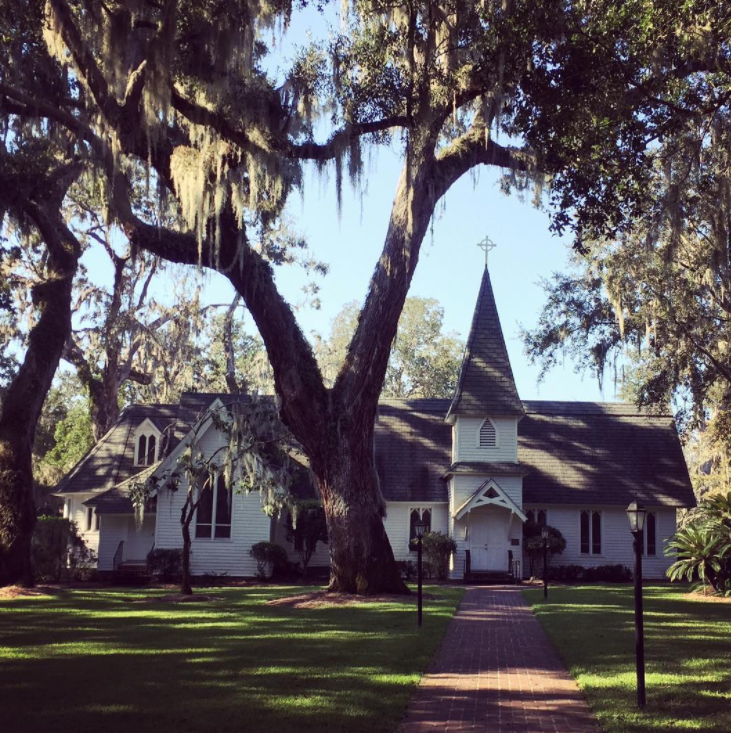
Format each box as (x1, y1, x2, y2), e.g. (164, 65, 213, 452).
(147, 548, 183, 581)
(249, 541, 288, 579)
(421, 531, 457, 580)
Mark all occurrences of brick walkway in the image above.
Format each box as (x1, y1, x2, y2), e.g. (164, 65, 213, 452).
(398, 586, 601, 733)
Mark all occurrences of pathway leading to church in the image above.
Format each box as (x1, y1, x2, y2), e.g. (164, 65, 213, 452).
(398, 586, 601, 733)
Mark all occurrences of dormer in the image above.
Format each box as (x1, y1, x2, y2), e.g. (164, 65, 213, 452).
(133, 418, 161, 466)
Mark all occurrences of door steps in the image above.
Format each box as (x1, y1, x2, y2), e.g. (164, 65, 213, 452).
(112, 562, 150, 586)
(464, 570, 517, 585)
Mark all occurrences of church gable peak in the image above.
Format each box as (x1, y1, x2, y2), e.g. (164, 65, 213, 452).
(447, 267, 524, 421)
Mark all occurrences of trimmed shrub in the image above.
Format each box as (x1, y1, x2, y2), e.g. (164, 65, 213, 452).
(523, 522, 566, 577)
(147, 548, 183, 582)
(249, 541, 288, 580)
(584, 564, 633, 583)
(547, 564, 585, 582)
(421, 531, 457, 580)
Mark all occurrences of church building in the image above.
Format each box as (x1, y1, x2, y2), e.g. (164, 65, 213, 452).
(54, 266, 696, 580)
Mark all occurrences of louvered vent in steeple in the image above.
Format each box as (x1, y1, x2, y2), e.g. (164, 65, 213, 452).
(478, 418, 497, 448)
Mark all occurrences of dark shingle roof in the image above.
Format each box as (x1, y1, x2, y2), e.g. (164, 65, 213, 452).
(447, 268, 524, 419)
(375, 399, 451, 502)
(55, 393, 694, 510)
(53, 404, 178, 495)
(519, 402, 695, 508)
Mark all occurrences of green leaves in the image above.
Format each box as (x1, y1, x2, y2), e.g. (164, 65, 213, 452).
(666, 492, 731, 594)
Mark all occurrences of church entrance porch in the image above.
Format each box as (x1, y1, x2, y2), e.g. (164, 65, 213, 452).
(469, 505, 510, 572)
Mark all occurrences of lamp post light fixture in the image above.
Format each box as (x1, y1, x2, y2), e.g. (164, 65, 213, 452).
(414, 519, 428, 628)
(541, 525, 550, 599)
(626, 500, 648, 709)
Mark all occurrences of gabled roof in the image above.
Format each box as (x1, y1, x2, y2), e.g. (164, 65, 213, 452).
(454, 479, 528, 521)
(53, 404, 178, 495)
(447, 268, 524, 421)
(519, 402, 695, 508)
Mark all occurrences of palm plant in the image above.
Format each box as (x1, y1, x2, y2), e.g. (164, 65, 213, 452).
(666, 493, 731, 594)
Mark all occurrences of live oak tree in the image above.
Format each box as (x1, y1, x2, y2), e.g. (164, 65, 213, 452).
(4, 0, 729, 591)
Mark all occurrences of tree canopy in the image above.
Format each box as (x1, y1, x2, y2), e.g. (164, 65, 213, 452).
(3, 0, 731, 590)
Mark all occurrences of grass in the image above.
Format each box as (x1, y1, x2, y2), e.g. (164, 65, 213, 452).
(0, 584, 463, 733)
(524, 584, 731, 733)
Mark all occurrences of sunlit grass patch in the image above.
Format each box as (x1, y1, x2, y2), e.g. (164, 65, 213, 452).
(0, 584, 462, 733)
(524, 584, 731, 733)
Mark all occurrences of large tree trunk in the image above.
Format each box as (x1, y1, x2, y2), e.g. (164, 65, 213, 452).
(0, 273, 76, 586)
(0, 156, 81, 586)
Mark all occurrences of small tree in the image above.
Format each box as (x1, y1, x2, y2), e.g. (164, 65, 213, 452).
(285, 500, 328, 578)
(523, 522, 566, 578)
(421, 531, 457, 581)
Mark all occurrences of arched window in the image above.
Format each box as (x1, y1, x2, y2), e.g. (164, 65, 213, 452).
(147, 435, 156, 464)
(478, 418, 497, 448)
(537, 510, 547, 528)
(135, 424, 160, 466)
(580, 510, 602, 555)
(408, 508, 432, 550)
(137, 435, 147, 466)
(645, 512, 656, 556)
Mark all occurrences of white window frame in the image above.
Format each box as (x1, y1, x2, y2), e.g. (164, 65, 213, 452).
(85, 506, 94, 532)
(193, 477, 233, 541)
(133, 419, 161, 467)
(407, 507, 433, 552)
(476, 417, 499, 449)
(579, 510, 603, 556)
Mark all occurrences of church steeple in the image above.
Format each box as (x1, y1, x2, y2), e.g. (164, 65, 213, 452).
(447, 266, 524, 421)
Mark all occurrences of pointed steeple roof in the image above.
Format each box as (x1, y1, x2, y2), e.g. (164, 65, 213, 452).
(447, 267, 524, 421)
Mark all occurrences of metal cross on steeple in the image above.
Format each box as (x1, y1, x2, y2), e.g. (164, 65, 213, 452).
(477, 236, 497, 268)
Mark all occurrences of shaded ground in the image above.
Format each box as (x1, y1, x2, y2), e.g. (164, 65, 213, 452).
(524, 584, 731, 733)
(0, 584, 462, 733)
(268, 590, 439, 609)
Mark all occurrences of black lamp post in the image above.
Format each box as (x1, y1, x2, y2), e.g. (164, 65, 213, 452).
(626, 500, 648, 709)
(541, 525, 549, 599)
(414, 519, 427, 628)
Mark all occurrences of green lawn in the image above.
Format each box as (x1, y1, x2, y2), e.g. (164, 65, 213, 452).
(0, 584, 463, 733)
(524, 585, 731, 733)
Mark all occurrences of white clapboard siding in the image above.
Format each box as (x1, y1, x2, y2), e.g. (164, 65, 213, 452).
(153, 422, 273, 577)
(65, 494, 101, 557)
(522, 505, 678, 579)
(454, 416, 518, 462)
(383, 502, 449, 562)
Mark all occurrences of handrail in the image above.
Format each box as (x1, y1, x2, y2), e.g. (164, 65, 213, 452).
(113, 541, 124, 571)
